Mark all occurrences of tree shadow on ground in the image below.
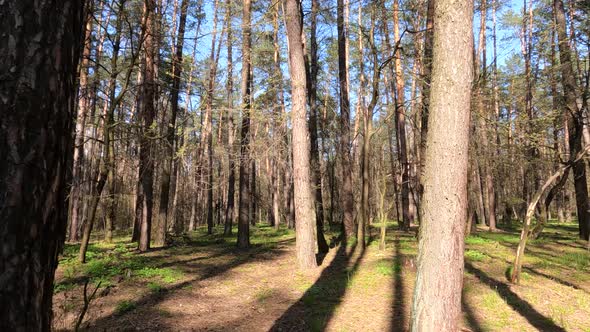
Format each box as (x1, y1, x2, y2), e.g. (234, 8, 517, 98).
(482, 252, 588, 293)
(464, 262, 566, 332)
(462, 294, 484, 332)
(84, 243, 290, 330)
(269, 241, 365, 331)
(391, 236, 408, 332)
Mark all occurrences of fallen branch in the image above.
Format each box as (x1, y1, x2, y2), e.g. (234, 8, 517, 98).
(74, 279, 102, 331)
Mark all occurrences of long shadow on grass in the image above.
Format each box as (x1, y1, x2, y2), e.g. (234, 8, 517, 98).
(87, 244, 289, 330)
(483, 253, 588, 293)
(465, 262, 566, 332)
(269, 242, 365, 331)
(391, 236, 406, 332)
(462, 294, 484, 332)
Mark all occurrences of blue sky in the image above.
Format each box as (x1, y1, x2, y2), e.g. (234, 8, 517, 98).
(172, 0, 532, 114)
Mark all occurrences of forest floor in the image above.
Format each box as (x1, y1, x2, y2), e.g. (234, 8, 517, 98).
(53, 221, 590, 332)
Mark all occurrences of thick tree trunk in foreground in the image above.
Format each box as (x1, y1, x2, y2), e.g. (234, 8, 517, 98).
(337, 0, 355, 240)
(285, 0, 318, 269)
(237, 0, 252, 249)
(410, 0, 473, 330)
(0, 0, 84, 329)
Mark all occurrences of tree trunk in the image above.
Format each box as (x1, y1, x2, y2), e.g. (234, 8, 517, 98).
(79, 2, 128, 262)
(137, 0, 157, 252)
(224, 0, 236, 235)
(393, 0, 412, 231)
(203, 0, 220, 235)
(308, 0, 329, 253)
(285, 0, 318, 269)
(69, 5, 94, 243)
(410, 1, 474, 330)
(237, 0, 252, 249)
(554, 0, 590, 241)
(419, 0, 434, 185)
(475, 0, 497, 231)
(0, 0, 84, 329)
(337, 0, 355, 240)
(511, 148, 588, 282)
(155, 0, 188, 246)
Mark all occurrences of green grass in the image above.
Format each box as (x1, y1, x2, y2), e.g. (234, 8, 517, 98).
(56, 234, 183, 293)
(374, 259, 401, 276)
(255, 288, 275, 303)
(136, 267, 183, 283)
(560, 252, 589, 270)
(465, 235, 494, 245)
(115, 300, 136, 315)
(465, 249, 488, 262)
(147, 282, 164, 293)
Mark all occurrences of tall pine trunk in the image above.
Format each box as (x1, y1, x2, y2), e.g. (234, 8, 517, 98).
(393, 0, 412, 231)
(410, 0, 474, 330)
(285, 0, 318, 269)
(69, 5, 94, 243)
(137, 0, 157, 252)
(224, 0, 236, 235)
(554, 0, 590, 240)
(308, 0, 329, 253)
(337, 0, 355, 240)
(155, 0, 188, 246)
(237, 0, 252, 248)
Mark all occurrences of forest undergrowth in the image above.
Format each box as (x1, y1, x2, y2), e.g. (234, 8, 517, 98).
(53, 222, 590, 332)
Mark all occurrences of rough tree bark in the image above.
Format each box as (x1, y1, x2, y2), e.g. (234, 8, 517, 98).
(410, 0, 474, 330)
(419, 0, 434, 185)
(137, 0, 157, 252)
(224, 0, 236, 235)
(69, 4, 94, 243)
(237, 0, 252, 249)
(308, 0, 329, 253)
(285, 0, 318, 269)
(337, 0, 355, 240)
(0, 0, 84, 329)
